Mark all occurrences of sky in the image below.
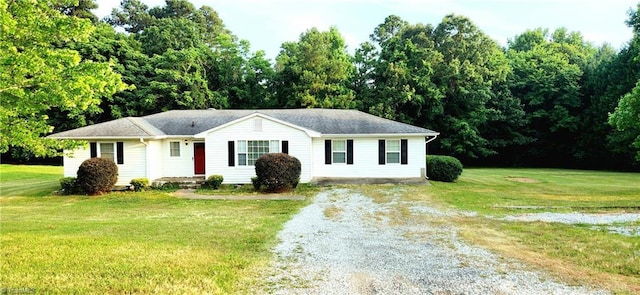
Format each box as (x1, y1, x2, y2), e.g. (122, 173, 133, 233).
(93, 0, 638, 60)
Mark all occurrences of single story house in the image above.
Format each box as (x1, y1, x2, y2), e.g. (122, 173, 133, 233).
(49, 109, 439, 185)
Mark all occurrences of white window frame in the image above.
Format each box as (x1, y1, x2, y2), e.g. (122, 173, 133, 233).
(237, 140, 280, 166)
(386, 139, 401, 164)
(169, 141, 181, 157)
(332, 140, 346, 164)
(99, 142, 115, 162)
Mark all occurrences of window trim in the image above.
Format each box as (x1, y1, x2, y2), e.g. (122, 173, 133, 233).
(90, 141, 123, 164)
(169, 141, 181, 157)
(332, 139, 347, 164)
(386, 139, 401, 164)
(236, 139, 280, 166)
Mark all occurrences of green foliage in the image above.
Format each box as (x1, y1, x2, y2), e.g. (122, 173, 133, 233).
(254, 153, 301, 193)
(0, 0, 127, 157)
(427, 155, 463, 182)
(204, 175, 224, 190)
(59, 177, 78, 195)
(609, 81, 640, 161)
(251, 176, 261, 191)
(129, 178, 149, 192)
(274, 27, 356, 108)
(76, 158, 118, 195)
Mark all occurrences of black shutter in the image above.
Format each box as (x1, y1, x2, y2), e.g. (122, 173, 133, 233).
(378, 140, 385, 165)
(116, 142, 124, 164)
(346, 139, 353, 165)
(401, 139, 408, 165)
(90, 142, 97, 158)
(324, 140, 332, 164)
(228, 141, 235, 167)
(282, 141, 289, 154)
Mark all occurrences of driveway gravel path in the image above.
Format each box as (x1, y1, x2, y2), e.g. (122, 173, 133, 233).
(264, 188, 609, 294)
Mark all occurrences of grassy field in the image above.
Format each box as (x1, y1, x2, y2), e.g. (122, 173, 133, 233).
(0, 165, 310, 293)
(1, 165, 639, 293)
(425, 168, 640, 294)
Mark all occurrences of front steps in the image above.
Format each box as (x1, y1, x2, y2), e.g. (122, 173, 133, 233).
(152, 176, 205, 189)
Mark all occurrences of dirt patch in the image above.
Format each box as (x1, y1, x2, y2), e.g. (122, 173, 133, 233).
(505, 177, 539, 183)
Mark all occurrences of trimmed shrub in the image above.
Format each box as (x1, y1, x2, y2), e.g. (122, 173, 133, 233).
(254, 153, 301, 193)
(204, 175, 224, 189)
(59, 177, 78, 195)
(76, 158, 118, 195)
(130, 178, 149, 192)
(251, 176, 261, 191)
(426, 155, 463, 182)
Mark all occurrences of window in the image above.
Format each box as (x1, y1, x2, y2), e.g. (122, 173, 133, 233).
(332, 140, 346, 163)
(237, 140, 280, 166)
(100, 143, 115, 161)
(90, 142, 123, 164)
(386, 140, 400, 164)
(170, 141, 181, 157)
(325, 139, 353, 165)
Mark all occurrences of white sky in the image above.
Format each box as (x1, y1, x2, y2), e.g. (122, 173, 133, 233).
(93, 0, 638, 60)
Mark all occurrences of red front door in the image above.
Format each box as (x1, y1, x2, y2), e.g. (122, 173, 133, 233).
(194, 142, 205, 174)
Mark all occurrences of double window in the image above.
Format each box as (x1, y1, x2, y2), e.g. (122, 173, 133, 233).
(90, 142, 124, 164)
(237, 140, 280, 166)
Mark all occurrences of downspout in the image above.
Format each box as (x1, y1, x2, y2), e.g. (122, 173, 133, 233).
(424, 135, 439, 179)
(140, 138, 149, 181)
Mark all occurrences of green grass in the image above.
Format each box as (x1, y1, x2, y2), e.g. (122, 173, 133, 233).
(0, 165, 308, 294)
(424, 168, 640, 293)
(3, 165, 639, 293)
(0, 164, 63, 197)
(429, 168, 640, 214)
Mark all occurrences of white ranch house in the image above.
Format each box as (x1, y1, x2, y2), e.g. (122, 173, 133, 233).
(50, 109, 439, 185)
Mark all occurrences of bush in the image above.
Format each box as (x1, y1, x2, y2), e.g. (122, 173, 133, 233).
(426, 155, 463, 182)
(251, 176, 261, 191)
(254, 153, 301, 193)
(76, 158, 118, 195)
(130, 178, 149, 192)
(204, 175, 224, 189)
(59, 177, 78, 195)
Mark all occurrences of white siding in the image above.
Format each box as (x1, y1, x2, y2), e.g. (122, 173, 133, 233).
(62, 141, 148, 185)
(312, 136, 426, 179)
(205, 117, 313, 184)
(146, 140, 163, 181)
(159, 138, 196, 177)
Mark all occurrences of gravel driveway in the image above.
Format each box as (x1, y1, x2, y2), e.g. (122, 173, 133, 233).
(263, 188, 609, 295)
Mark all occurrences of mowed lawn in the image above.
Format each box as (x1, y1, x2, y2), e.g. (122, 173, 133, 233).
(0, 164, 309, 294)
(1, 165, 639, 293)
(425, 168, 640, 293)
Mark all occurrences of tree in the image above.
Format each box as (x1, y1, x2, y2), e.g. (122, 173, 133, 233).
(55, 0, 98, 23)
(274, 27, 356, 108)
(609, 82, 640, 160)
(608, 3, 640, 162)
(0, 0, 127, 157)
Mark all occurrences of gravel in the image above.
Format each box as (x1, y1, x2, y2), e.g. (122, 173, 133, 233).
(263, 189, 609, 294)
(502, 212, 640, 237)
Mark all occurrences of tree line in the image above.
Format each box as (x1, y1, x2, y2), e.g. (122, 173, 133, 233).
(2, 0, 639, 170)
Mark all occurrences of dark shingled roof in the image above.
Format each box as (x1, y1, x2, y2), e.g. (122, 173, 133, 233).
(50, 109, 438, 138)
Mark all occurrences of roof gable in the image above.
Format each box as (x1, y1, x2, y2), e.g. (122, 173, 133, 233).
(193, 112, 322, 138)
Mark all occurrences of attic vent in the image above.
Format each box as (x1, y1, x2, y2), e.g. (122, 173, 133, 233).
(254, 118, 262, 131)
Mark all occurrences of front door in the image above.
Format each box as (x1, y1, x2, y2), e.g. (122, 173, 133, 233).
(194, 142, 205, 175)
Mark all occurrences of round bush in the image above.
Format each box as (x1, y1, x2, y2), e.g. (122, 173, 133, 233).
(426, 155, 463, 182)
(204, 175, 224, 189)
(76, 158, 118, 195)
(254, 153, 301, 193)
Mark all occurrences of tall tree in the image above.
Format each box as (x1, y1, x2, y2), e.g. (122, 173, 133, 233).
(609, 3, 640, 162)
(0, 0, 127, 157)
(274, 27, 356, 108)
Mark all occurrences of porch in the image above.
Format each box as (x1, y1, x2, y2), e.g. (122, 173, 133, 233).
(152, 176, 206, 189)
